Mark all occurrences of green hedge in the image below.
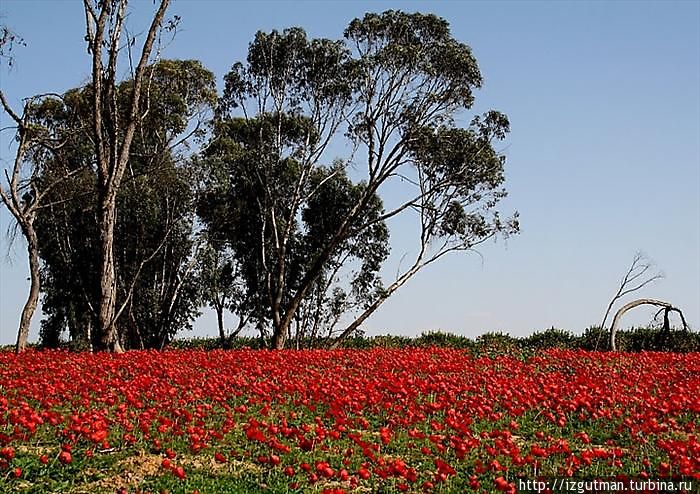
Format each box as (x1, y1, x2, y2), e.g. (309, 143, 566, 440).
(6, 326, 696, 353)
(168, 326, 700, 353)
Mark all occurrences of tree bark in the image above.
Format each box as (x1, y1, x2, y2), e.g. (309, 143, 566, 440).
(86, 0, 170, 351)
(271, 324, 286, 350)
(97, 191, 123, 352)
(16, 225, 40, 353)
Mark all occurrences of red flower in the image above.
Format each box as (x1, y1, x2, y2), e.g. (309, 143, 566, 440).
(0, 447, 15, 460)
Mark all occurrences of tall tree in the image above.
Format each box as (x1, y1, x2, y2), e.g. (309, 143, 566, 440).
(82, 0, 171, 351)
(0, 91, 87, 352)
(33, 60, 215, 350)
(210, 11, 518, 349)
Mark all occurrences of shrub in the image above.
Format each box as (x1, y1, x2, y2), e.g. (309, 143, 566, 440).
(472, 331, 522, 358)
(164, 326, 699, 354)
(522, 327, 577, 350)
(577, 327, 611, 351)
(414, 331, 473, 349)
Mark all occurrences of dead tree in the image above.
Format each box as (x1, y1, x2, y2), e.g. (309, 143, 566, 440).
(601, 251, 663, 329)
(597, 251, 663, 349)
(609, 298, 689, 351)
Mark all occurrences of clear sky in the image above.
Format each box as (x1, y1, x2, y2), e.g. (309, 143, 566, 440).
(1, 0, 698, 345)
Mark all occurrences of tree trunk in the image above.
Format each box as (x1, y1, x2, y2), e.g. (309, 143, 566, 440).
(328, 290, 395, 349)
(16, 225, 40, 353)
(87, 0, 170, 353)
(329, 260, 425, 349)
(97, 193, 123, 352)
(216, 302, 225, 345)
(271, 326, 286, 350)
(609, 298, 672, 351)
(270, 189, 381, 349)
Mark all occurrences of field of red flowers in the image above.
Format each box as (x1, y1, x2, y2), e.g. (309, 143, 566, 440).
(0, 348, 698, 493)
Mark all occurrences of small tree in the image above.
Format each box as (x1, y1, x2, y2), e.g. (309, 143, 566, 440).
(195, 237, 249, 346)
(600, 251, 664, 330)
(609, 298, 689, 351)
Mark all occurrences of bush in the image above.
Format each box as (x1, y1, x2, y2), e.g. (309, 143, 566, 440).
(577, 327, 611, 351)
(576, 326, 700, 353)
(472, 331, 522, 358)
(164, 326, 700, 354)
(414, 331, 473, 349)
(366, 334, 414, 348)
(521, 327, 577, 350)
(623, 326, 700, 352)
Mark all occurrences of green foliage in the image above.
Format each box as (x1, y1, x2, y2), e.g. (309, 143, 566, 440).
(521, 327, 577, 350)
(172, 326, 700, 354)
(344, 10, 482, 107)
(197, 10, 517, 348)
(197, 113, 390, 342)
(577, 326, 612, 351)
(33, 60, 215, 349)
(609, 327, 699, 353)
(413, 330, 473, 348)
(475, 331, 519, 349)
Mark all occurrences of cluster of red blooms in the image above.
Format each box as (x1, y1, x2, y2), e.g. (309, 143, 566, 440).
(0, 348, 698, 492)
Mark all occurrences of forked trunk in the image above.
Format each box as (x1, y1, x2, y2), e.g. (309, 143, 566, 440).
(271, 326, 287, 350)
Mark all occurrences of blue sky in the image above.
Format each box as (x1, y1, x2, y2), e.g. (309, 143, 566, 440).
(1, 0, 698, 345)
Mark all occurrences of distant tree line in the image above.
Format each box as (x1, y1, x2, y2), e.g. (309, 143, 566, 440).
(1, 3, 518, 352)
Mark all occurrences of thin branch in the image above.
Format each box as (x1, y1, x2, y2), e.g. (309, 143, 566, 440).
(600, 251, 663, 331)
(0, 90, 22, 124)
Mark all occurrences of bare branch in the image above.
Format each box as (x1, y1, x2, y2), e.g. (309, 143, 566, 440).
(0, 90, 22, 125)
(600, 251, 664, 331)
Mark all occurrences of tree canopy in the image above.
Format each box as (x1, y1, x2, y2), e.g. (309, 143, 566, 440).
(2, 9, 517, 351)
(198, 10, 517, 349)
(32, 59, 215, 349)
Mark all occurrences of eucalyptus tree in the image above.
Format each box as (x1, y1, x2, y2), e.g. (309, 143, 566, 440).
(82, 0, 172, 351)
(197, 124, 389, 346)
(204, 10, 518, 349)
(0, 90, 89, 352)
(34, 59, 215, 349)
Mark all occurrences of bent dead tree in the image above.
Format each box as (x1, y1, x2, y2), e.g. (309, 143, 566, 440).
(597, 251, 663, 350)
(609, 298, 689, 351)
